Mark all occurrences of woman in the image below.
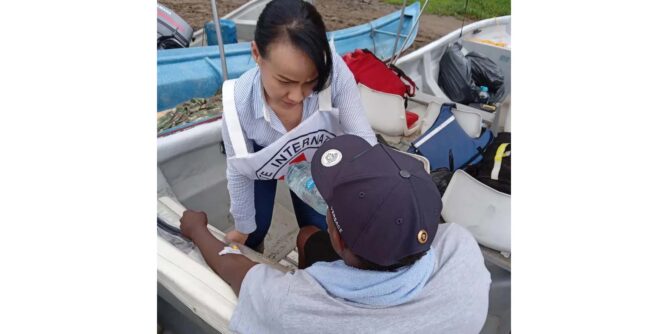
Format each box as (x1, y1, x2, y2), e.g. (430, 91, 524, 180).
(221, 0, 377, 249)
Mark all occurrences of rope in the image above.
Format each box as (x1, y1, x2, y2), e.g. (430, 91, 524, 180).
(458, 0, 470, 38)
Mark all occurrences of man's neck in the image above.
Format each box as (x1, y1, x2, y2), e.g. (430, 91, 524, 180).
(341, 249, 366, 269)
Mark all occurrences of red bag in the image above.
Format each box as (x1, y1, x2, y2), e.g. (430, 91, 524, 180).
(343, 49, 419, 128)
(343, 49, 416, 98)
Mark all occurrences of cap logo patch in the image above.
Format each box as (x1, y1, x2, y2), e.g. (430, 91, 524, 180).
(417, 230, 428, 244)
(321, 149, 342, 167)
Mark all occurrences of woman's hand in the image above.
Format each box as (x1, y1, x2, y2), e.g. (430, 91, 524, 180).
(180, 209, 209, 240)
(225, 229, 249, 245)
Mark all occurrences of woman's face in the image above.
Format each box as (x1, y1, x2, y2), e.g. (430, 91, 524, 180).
(252, 41, 319, 110)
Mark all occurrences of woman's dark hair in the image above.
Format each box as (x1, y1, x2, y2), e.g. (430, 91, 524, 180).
(356, 251, 428, 272)
(255, 0, 332, 92)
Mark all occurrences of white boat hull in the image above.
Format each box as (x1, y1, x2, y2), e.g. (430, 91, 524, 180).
(157, 85, 510, 333)
(395, 16, 511, 99)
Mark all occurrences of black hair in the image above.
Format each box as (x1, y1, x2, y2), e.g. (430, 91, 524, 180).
(356, 251, 428, 272)
(254, 0, 332, 92)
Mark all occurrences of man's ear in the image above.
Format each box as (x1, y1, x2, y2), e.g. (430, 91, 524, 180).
(330, 227, 346, 254)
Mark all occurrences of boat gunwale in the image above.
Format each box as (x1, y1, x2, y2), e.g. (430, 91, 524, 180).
(158, 2, 420, 65)
(396, 15, 510, 65)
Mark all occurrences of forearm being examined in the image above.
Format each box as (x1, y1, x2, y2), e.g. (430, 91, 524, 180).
(190, 227, 258, 296)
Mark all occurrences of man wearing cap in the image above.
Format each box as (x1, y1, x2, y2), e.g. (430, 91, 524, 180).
(180, 135, 491, 333)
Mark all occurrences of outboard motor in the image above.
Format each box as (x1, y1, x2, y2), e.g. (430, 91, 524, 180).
(157, 3, 193, 49)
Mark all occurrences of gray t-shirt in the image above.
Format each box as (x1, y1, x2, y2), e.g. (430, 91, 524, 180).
(229, 223, 491, 333)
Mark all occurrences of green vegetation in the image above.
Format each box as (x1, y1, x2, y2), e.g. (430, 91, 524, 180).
(385, 0, 510, 20)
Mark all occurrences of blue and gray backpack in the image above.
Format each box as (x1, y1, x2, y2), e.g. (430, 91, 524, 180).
(408, 103, 493, 171)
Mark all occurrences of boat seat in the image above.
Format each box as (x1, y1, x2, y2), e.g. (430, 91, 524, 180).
(441, 170, 510, 253)
(397, 150, 430, 172)
(158, 196, 292, 269)
(157, 196, 296, 331)
(358, 83, 422, 137)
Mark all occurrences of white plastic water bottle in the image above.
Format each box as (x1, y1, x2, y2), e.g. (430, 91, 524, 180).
(286, 162, 328, 215)
(478, 85, 490, 104)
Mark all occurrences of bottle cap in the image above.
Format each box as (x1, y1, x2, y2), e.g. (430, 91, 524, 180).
(481, 86, 489, 92)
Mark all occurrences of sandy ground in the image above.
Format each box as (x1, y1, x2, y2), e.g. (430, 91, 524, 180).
(160, 0, 466, 53)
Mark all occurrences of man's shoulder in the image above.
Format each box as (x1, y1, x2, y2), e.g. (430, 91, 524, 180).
(242, 263, 339, 308)
(422, 224, 491, 332)
(232, 264, 329, 324)
(232, 264, 297, 328)
(241, 263, 321, 296)
(431, 223, 489, 278)
(243, 263, 293, 285)
(434, 222, 479, 247)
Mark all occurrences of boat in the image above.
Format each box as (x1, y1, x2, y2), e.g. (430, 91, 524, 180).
(157, 82, 510, 333)
(392, 18, 511, 333)
(157, 120, 304, 333)
(395, 15, 511, 129)
(157, 0, 510, 328)
(157, 195, 296, 333)
(157, 1, 421, 111)
(190, 0, 314, 47)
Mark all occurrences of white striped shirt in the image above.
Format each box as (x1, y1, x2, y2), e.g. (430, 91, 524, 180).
(222, 53, 377, 234)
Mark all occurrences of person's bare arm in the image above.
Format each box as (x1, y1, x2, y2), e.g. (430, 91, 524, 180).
(180, 210, 258, 296)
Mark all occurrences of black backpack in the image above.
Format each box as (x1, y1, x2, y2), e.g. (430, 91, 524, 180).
(465, 132, 510, 194)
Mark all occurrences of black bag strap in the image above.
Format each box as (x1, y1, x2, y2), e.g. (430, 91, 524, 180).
(459, 129, 494, 168)
(448, 149, 455, 172)
(361, 48, 417, 97)
(409, 142, 421, 155)
(460, 146, 487, 169)
(389, 64, 417, 97)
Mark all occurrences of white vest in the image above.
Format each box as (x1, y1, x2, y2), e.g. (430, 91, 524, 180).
(222, 79, 343, 180)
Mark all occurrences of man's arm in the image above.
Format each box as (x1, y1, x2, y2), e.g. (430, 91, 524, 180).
(180, 210, 258, 296)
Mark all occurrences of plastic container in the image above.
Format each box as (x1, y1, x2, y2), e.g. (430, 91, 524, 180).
(204, 19, 238, 46)
(286, 162, 328, 215)
(478, 85, 490, 104)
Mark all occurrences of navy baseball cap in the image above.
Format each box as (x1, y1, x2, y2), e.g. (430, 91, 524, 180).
(311, 135, 442, 266)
